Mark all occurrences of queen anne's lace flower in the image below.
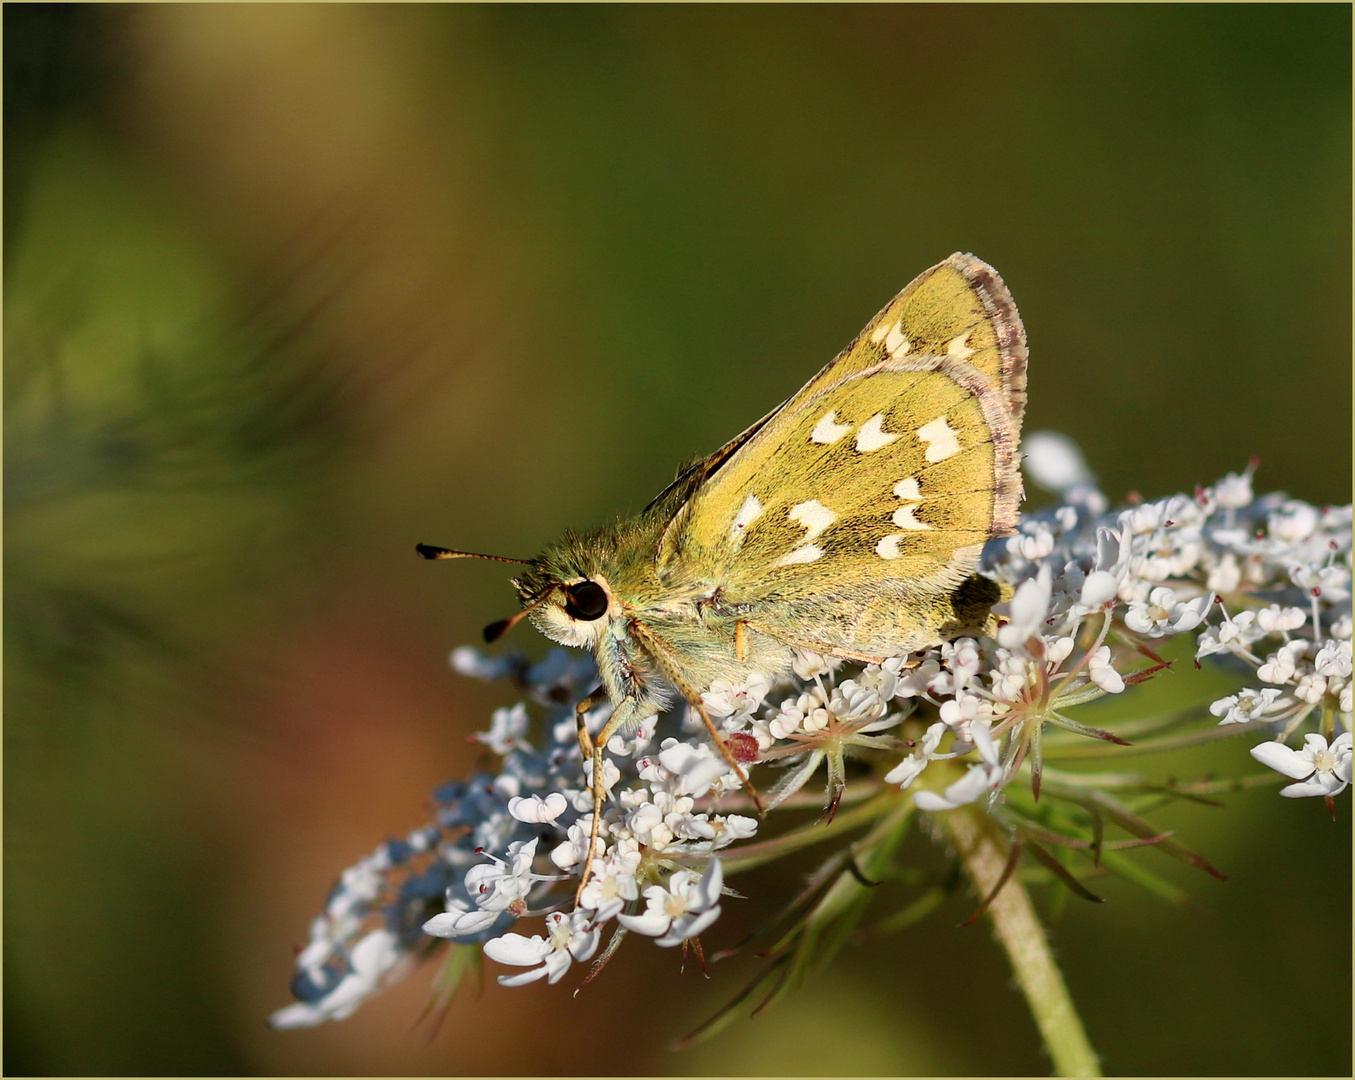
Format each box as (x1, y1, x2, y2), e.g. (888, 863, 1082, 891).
(274, 454, 1351, 1029)
(422, 901, 500, 939)
(1210, 688, 1287, 725)
(702, 673, 772, 718)
(576, 846, 642, 921)
(617, 859, 724, 947)
(474, 703, 532, 754)
(883, 721, 947, 788)
(1251, 733, 1353, 798)
(914, 721, 1004, 811)
(508, 792, 569, 823)
(1087, 646, 1125, 694)
(483, 911, 601, 986)
(1124, 586, 1214, 637)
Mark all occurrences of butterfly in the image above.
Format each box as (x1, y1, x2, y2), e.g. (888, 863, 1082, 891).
(420, 252, 1027, 897)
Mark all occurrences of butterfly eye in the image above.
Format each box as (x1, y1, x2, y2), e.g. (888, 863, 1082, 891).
(563, 580, 608, 621)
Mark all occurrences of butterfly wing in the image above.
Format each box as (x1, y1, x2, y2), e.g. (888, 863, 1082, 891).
(793, 251, 1027, 432)
(648, 253, 1024, 514)
(655, 254, 1026, 660)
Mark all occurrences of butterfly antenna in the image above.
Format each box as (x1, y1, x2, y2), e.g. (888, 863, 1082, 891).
(415, 543, 533, 566)
(481, 600, 547, 644)
(416, 543, 551, 643)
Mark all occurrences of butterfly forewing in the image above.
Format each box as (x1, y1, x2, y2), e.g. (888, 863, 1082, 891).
(779, 252, 1027, 433)
(647, 254, 1024, 522)
(654, 253, 1026, 660)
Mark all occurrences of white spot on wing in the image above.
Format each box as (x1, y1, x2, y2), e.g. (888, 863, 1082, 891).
(917, 416, 961, 462)
(946, 331, 976, 360)
(884, 322, 911, 358)
(728, 494, 764, 547)
(788, 500, 837, 543)
(810, 410, 852, 445)
(870, 320, 896, 344)
(892, 504, 933, 531)
(893, 477, 922, 501)
(777, 544, 824, 567)
(855, 414, 900, 453)
(883, 474, 930, 552)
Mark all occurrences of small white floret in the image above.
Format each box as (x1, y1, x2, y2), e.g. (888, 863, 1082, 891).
(507, 792, 568, 823)
(1023, 430, 1095, 494)
(617, 859, 724, 947)
(1250, 732, 1352, 798)
(483, 910, 600, 986)
(996, 564, 1053, 649)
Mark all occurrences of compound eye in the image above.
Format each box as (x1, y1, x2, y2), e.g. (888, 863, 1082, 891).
(563, 580, 608, 621)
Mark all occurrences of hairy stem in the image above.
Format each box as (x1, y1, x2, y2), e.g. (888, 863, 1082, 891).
(944, 809, 1101, 1077)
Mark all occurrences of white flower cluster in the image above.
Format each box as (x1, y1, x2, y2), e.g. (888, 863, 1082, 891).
(425, 698, 760, 989)
(272, 446, 1351, 1027)
(269, 814, 470, 1028)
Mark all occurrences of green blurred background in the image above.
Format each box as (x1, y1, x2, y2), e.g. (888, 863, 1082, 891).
(5, 5, 1350, 1075)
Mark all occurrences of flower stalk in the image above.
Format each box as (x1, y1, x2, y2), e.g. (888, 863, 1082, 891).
(944, 808, 1101, 1077)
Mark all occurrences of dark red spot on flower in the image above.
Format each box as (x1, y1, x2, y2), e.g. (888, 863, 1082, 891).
(726, 733, 761, 765)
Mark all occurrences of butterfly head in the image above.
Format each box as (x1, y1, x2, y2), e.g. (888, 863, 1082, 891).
(510, 536, 620, 648)
(508, 572, 615, 648)
(416, 538, 620, 647)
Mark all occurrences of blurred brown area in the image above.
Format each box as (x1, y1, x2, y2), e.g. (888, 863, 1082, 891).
(4, 5, 1349, 1075)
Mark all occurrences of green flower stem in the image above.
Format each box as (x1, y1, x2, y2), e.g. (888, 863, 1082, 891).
(944, 808, 1101, 1078)
(713, 790, 899, 875)
(1042, 717, 1268, 760)
(1040, 765, 1285, 795)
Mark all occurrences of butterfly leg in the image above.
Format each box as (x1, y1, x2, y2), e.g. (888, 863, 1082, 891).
(574, 694, 637, 907)
(734, 619, 750, 663)
(627, 617, 765, 816)
(574, 685, 610, 761)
